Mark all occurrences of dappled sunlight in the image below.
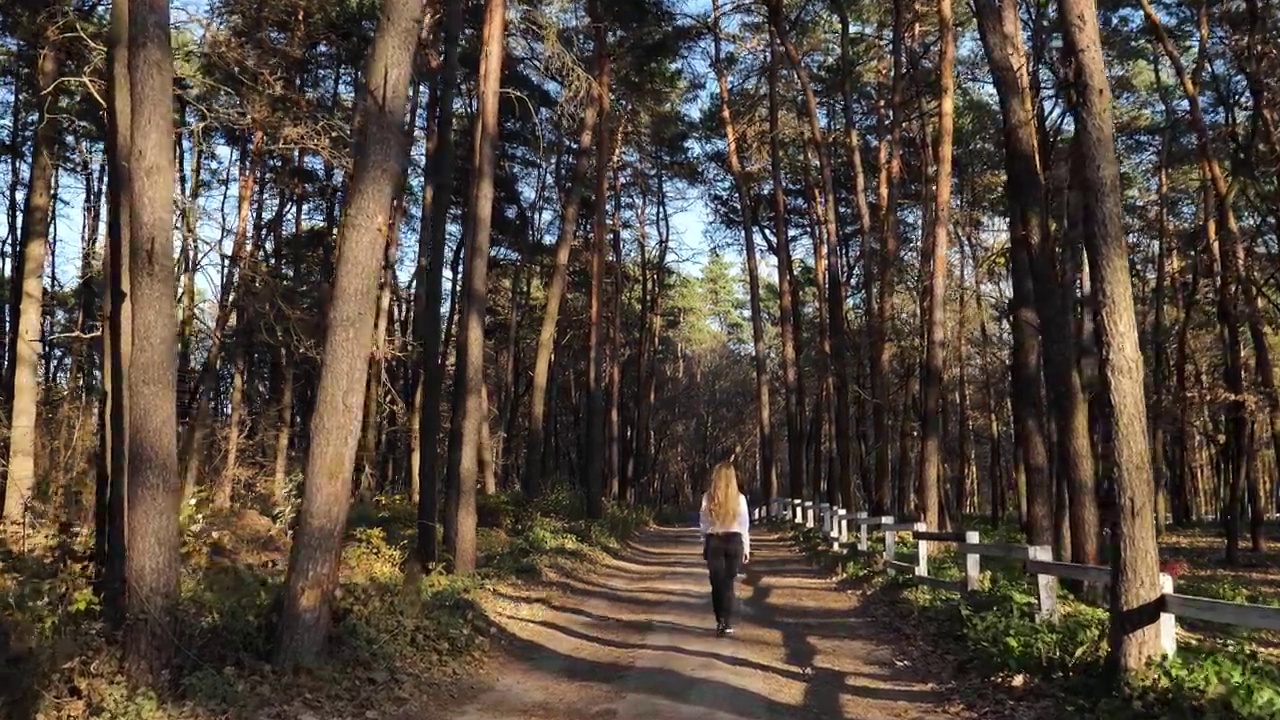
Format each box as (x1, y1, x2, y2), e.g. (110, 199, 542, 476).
(460, 528, 969, 719)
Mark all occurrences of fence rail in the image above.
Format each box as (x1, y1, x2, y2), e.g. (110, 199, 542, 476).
(754, 497, 1280, 657)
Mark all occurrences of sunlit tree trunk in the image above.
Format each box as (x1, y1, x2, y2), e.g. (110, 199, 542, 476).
(766, 27, 805, 505)
(582, 0, 610, 519)
(275, 0, 423, 667)
(412, 0, 461, 568)
(710, 0, 776, 506)
(1059, 0, 1164, 674)
(2, 37, 60, 528)
(916, 0, 954, 529)
(524, 103, 599, 499)
(873, 0, 906, 516)
(973, 0, 1055, 547)
(447, 0, 506, 568)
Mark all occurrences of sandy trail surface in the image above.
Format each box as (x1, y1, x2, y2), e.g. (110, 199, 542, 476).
(448, 526, 978, 720)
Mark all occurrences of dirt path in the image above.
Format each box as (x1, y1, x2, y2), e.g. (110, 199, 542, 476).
(451, 526, 976, 720)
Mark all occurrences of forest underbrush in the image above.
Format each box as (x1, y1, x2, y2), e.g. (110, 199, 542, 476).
(782, 520, 1280, 719)
(0, 484, 650, 720)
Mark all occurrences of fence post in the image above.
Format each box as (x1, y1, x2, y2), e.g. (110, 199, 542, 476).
(884, 525, 897, 574)
(1159, 572, 1177, 658)
(856, 512, 869, 552)
(820, 503, 832, 536)
(963, 531, 981, 592)
(913, 522, 928, 577)
(1028, 545, 1058, 622)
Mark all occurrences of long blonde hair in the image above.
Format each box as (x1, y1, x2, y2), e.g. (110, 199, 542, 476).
(706, 462, 740, 527)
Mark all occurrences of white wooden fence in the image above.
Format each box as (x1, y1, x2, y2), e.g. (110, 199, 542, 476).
(754, 498, 1280, 657)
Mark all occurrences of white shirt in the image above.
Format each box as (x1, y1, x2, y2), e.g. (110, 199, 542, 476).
(699, 491, 751, 556)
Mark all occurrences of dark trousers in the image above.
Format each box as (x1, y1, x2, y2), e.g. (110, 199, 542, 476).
(704, 532, 744, 625)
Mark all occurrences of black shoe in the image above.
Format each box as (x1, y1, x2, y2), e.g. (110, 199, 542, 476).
(715, 620, 726, 636)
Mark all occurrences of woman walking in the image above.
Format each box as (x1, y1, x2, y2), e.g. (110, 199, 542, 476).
(699, 461, 750, 636)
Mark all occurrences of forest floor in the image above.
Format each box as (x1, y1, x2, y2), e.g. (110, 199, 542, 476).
(1157, 523, 1280, 657)
(444, 526, 1004, 720)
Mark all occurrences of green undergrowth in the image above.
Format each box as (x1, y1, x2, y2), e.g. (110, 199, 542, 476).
(1, 486, 650, 720)
(784, 523, 1280, 720)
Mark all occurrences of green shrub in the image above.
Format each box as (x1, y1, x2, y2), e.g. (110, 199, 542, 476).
(4, 487, 651, 720)
(1123, 645, 1280, 720)
(783, 517, 1280, 720)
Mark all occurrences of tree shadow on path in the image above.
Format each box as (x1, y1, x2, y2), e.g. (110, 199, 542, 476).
(460, 526, 969, 720)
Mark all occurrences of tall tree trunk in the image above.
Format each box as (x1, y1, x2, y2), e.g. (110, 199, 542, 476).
(766, 27, 805, 505)
(214, 335, 246, 510)
(1171, 218, 1199, 527)
(447, 0, 505, 569)
(1059, 0, 1164, 674)
(973, 0, 1059, 547)
(500, 271, 522, 485)
(273, 346, 294, 506)
(916, 0, 954, 529)
(479, 383, 496, 495)
(834, 4, 877, 505)
(1136, 0, 1250, 564)
(359, 231, 400, 496)
(122, 0, 182, 684)
(873, 0, 906, 516)
(275, 0, 423, 668)
(1151, 86, 1172, 536)
(956, 211, 975, 516)
(2, 38, 60, 527)
(768, 0, 854, 511)
(179, 132, 264, 498)
(711, 0, 775, 505)
(523, 104, 600, 498)
(608, 169, 625, 501)
(582, 0, 609, 520)
(414, 0, 462, 570)
(96, 1, 132, 624)
(68, 154, 105, 398)
(176, 111, 202, 377)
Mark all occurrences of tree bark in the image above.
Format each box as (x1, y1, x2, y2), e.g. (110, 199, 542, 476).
(711, 0, 774, 505)
(916, 0, 954, 529)
(768, 0, 854, 511)
(273, 346, 294, 506)
(2, 37, 60, 527)
(275, 0, 423, 668)
(766, 26, 805, 505)
(413, 0, 461, 570)
(96, 0, 132, 624)
(447, 0, 505, 570)
(583, 0, 609, 520)
(1136, 0, 1252, 564)
(972, 0, 1059, 547)
(122, 0, 182, 684)
(873, 0, 906, 516)
(523, 101, 599, 498)
(1058, 0, 1164, 674)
